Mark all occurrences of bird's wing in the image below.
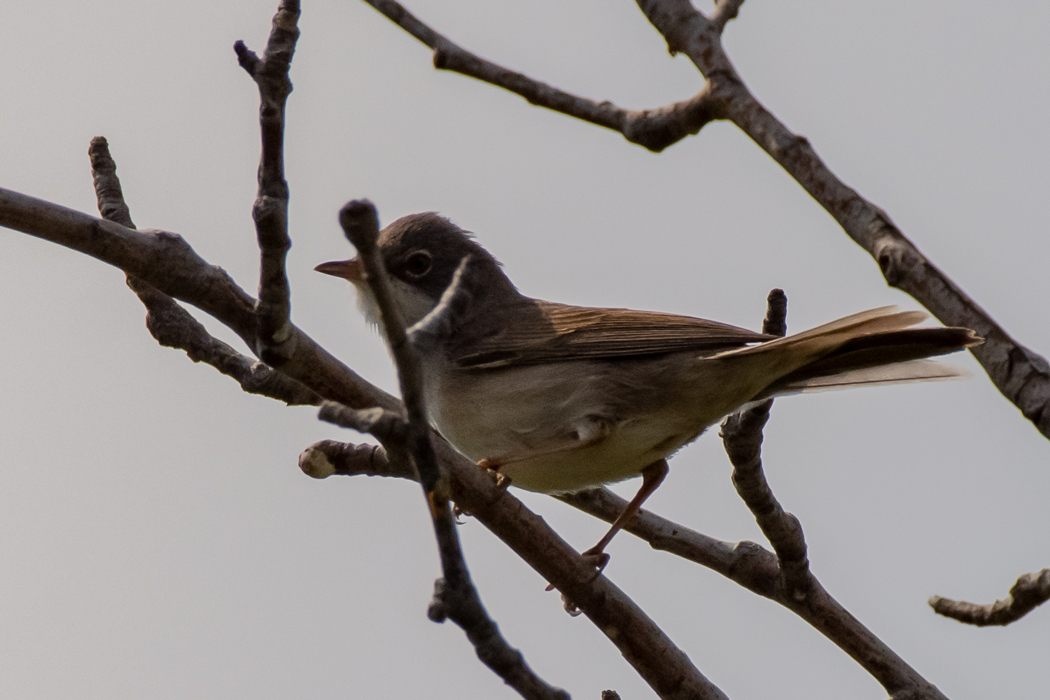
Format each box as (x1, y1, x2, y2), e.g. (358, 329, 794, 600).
(452, 300, 774, 369)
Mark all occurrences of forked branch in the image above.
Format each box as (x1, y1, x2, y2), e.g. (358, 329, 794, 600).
(363, 0, 721, 152)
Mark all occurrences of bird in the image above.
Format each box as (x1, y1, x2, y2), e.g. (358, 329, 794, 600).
(316, 212, 982, 566)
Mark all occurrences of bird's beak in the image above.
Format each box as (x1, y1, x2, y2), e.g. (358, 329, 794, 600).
(314, 258, 364, 283)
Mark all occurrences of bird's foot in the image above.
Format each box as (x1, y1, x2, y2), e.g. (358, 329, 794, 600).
(544, 545, 610, 616)
(580, 546, 611, 575)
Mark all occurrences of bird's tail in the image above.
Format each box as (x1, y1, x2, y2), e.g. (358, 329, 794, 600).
(714, 306, 983, 400)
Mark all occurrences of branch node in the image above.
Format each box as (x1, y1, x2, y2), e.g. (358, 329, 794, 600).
(339, 199, 381, 252)
(233, 40, 261, 74)
(428, 578, 450, 622)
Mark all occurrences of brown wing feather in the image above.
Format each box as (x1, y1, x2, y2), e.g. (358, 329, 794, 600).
(453, 300, 773, 368)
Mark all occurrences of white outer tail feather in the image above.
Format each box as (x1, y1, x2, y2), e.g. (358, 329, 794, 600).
(769, 358, 970, 397)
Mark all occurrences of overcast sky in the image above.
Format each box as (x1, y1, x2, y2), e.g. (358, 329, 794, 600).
(2, 2, 1049, 699)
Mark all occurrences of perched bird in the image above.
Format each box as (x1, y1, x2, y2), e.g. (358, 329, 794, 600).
(316, 213, 981, 564)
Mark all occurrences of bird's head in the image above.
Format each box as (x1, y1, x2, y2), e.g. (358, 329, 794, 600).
(315, 212, 516, 328)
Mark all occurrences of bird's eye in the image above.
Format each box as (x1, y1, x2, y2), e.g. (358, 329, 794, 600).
(403, 251, 432, 277)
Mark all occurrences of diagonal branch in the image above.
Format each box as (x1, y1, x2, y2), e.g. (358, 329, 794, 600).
(132, 279, 320, 406)
(712, 289, 945, 699)
(363, 0, 720, 152)
(0, 186, 393, 412)
(317, 438, 948, 700)
(561, 487, 947, 700)
(930, 569, 1050, 627)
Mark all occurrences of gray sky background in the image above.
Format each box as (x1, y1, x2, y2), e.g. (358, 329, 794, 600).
(2, 2, 1048, 698)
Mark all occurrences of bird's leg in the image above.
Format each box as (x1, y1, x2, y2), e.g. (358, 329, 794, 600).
(581, 459, 669, 570)
(544, 459, 669, 604)
(477, 417, 611, 470)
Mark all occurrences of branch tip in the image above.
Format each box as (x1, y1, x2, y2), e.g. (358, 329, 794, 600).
(338, 199, 380, 251)
(930, 568, 1050, 626)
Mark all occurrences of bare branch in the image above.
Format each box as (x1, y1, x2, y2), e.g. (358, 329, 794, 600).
(339, 440, 946, 699)
(236, 0, 301, 367)
(318, 400, 408, 448)
(335, 200, 570, 700)
(720, 290, 810, 598)
(298, 440, 407, 480)
(560, 488, 948, 700)
(709, 0, 745, 34)
(721, 400, 812, 597)
(930, 569, 1050, 627)
(132, 280, 320, 405)
(629, 0, 1050, 441)
(87, 137, 319, 407)
(0, 187, 394, 411)
(363, 0, 719, 152)
(88, 137, 136, 230)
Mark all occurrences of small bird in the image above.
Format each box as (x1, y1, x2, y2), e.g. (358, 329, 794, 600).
(316, 213, 981, 565)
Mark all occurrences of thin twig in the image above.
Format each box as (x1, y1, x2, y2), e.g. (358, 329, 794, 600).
(362, 0, 720, 152)
(930, 569, 1050, 627)
(318, 400, 409, 446)
(87, 138, 318, 406)
(132, 281, 320, 405)
(299, 440, 406, 480)
(89, 137, 136, 230)
(720, 290, 811, 599)
(335, 200, 570, 700)
(236, 0, 300, 367)
(721, 400, 812, 599)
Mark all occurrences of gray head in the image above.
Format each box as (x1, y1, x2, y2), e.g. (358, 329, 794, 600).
(316, 212, 520, 327)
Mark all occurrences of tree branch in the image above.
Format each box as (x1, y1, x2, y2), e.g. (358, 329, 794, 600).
(236, 0, 300, 367)
(318, 439, 950, 700)
(87, 137, 319, 407)
(0, 187, 393, 412)
(930, 569, 1050, 627)
(302, 437, 729, 698)
(630, 0, 1050, 441)
(710, 0, 745, 34)
(362, 0, 720, 152)
(720, 290, 811, 599)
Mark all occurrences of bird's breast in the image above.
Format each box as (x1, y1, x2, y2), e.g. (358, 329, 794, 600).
(418, 353, 749, 493)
